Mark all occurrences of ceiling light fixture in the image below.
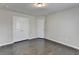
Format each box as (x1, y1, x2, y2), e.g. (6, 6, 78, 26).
(33, 3, 47, 8)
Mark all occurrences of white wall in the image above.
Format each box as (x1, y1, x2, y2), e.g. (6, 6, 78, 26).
(45, 6, 79, 49)
(0, 9, 13, 46)
(0, 9, 35, 46)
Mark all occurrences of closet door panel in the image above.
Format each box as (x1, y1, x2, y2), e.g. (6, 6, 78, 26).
(36, 17, 45, 38)
(13, 16, 29, 42)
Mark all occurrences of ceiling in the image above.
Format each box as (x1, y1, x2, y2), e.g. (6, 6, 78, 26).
(0, 3, 79, 16)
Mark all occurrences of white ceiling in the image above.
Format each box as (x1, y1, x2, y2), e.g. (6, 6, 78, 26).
(0, 3, 79, 16)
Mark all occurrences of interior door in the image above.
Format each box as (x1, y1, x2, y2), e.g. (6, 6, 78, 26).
(13, 16, 29, 42)
(36, 17, 45, 38)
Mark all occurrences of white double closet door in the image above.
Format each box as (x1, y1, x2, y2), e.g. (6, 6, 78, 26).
(13, 16, 45, 42)
(13, 16, 30, 42)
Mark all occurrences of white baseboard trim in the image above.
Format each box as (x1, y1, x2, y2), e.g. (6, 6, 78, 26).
(0, 38, 79, 50)
(0, 42, 14, 47)
(46, 38, 79, 50)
